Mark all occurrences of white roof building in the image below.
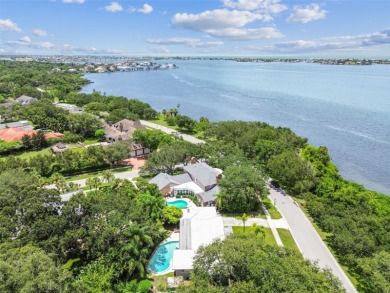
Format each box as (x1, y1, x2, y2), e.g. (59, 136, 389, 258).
(172, 207, 225, 277)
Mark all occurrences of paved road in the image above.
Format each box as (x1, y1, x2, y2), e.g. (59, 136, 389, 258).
(140, 120, 205, 144)
(268, 189, 357, 293)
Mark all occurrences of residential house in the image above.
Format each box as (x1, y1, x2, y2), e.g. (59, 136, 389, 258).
(104, 119, 145, 143)
(149, 173, 192, 196)
(0, 128, 63, 142)
(52, 142, 68, 153)
(130, 143, 150, 157)
(149, 162, 223, 206)
(55, 103, 83, 114)
(15, 95, 38, 107)
(172, 207, 225, 279)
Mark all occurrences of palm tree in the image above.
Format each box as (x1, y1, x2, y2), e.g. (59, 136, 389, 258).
(101, 170, 114, 183)
(86, 177, 94, 191)
(91, 177, 101, 190)
(215, 192, 224, 211)
(237, 213, 248, 233)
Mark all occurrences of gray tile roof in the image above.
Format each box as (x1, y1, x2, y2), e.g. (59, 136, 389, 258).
(171, 173, 192, 184)
(149, 173, 178, 190)
(15, 95, 37, 106)
(183, 162, 220, 187)
(198, 185, 220, 203)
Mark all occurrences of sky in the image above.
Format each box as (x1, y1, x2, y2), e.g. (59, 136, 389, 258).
(0, 0, 389, 56)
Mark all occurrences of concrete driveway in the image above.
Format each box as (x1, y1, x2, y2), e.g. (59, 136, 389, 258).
(268, 188, 357, 293)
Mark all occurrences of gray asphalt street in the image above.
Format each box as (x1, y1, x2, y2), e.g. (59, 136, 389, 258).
(140, 120, 205, 144)
(268, 188, 357, 293)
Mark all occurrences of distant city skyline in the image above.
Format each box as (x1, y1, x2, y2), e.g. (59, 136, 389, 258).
(1, 0, 389, 56)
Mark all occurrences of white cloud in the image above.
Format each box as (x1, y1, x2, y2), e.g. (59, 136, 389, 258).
(146, 37, 200, 45)
(246, 28, 390, 54)
(287, 3, 327, 24)
(33, 29, 53, 37)
(62, 0, 85, 3)
(172, 9, 282, 40)
(151, 46, 171, 53)
(19, 36, 31, 43)
(223, 0, 287, 14)
(104, 2, 123, 13)
(206, 27, 283, 39)
(5, 39, 128, 54)
(0, 19, 22, 33)
(130, 3, 153, 14)
(139, 4, 153, 14)
(146, 37, 224, 48)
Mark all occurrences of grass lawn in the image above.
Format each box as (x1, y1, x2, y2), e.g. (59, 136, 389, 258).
(232, 226, 277, 246)
(147, 114, 204, 138)
(277, 228, 299, 252)
(222, 210, 267, 219)
(83, 138, 99, 145)
(0, 147, 52, 161)
(262, 197, 282, 219)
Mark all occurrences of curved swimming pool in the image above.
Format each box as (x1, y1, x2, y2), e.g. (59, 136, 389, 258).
(148, 241, 179, 273)
(166, 200, 188, 209)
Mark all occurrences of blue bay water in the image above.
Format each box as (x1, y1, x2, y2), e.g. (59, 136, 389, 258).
(81, 60, 390, 195)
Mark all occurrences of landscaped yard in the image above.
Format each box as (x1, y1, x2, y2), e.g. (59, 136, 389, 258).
(232, 226, 277, 246)
(147, 114, 204, 138)
(277, 228, 299, 252)
(222, 210, 267, 219)
(0, 147, 52, 161)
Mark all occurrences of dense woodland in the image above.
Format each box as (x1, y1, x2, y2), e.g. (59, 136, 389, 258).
(0, 61, 389, 292)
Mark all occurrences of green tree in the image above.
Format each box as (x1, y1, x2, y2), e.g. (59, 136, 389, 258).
(0, 244, 70, 293)
(236, 213, 248, 233)
(68, 113, 102, 137)
(219, 164, 267, 213)
(267, 150, 317, 195)
(104, 143, 130, 166)
(177, 235, 344, 293)
(176, 114, 196, 132)
(101, 170, 115, 183)
(162, 206, 183, 225)
(70, 261, 114, 293)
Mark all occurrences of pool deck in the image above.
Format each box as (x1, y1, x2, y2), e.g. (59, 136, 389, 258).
(148, 198, 196, 276)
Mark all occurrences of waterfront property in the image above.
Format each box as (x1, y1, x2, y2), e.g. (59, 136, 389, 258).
(172, 206, 225, 278)
(104, 119, 145, 143)
(149, 162, 222, 206)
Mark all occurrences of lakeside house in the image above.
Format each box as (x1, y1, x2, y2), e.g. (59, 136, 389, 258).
(172, 207, 225, 279)
(149, 162, 223, 206)
(104, 119, 145, 143)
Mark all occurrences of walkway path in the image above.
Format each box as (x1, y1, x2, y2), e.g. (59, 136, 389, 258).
(268, 188, 357, 293)
(140, 120, 205, 144)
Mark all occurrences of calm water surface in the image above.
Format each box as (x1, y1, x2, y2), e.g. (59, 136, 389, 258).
(82, 60, 390, 195)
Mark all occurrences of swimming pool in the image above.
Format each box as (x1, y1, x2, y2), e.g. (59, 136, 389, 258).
(166, 200, 188, 209)
(148, 241, 179, 273)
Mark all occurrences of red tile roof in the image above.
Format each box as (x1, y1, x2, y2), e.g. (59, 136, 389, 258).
(0, 128, 63, 142)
